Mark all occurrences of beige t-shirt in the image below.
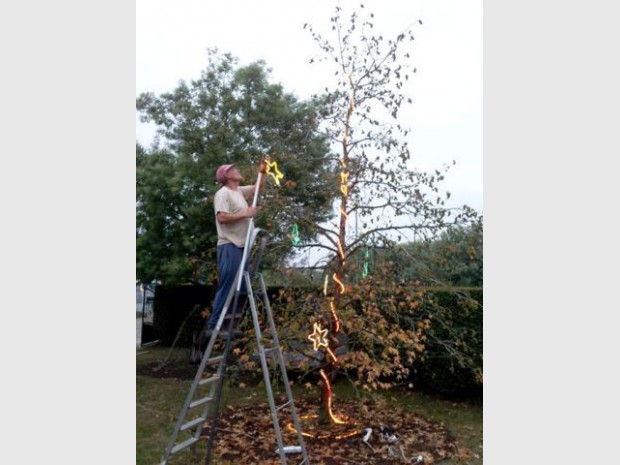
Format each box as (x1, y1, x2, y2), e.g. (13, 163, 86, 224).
(214, 185, 255, 247)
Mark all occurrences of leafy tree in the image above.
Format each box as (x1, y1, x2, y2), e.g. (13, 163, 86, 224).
(384, 217, 484, 287)
(432, 219, 483, 287)
(136, 50, 335, 285)
(136, 144, 201, 284)
(375, 219, 483, 397)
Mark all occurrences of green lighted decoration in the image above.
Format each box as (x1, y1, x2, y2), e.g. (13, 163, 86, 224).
(362, 247, 370, 277)
(291, 223, 300, 245)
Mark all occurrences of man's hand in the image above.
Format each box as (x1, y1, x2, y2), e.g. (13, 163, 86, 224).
(245, 206, 257, 218)
(259, 154, 271, 174)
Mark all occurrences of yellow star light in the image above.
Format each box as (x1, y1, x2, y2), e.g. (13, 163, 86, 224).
(307, 322, 329, 350)
(265, 160, 284, 186)
(340, 171, 349, 196)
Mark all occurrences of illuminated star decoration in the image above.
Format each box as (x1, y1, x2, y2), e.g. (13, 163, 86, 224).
(265, 160, 284, 186)
(307, 322, 329, 351)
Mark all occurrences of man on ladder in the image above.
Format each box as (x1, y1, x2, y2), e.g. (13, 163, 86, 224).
(161, 157, 310, 465)
(207, 161, 266, 334)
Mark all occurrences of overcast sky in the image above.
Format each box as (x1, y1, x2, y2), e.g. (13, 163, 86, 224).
(136, 0, 482, 213)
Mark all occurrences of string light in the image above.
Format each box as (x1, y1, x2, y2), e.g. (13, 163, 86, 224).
(319, 370, 346, 424)
(336, 237, 346, 264)
(301, 81, 355, 429)
(286, 416, 358, 440)
(332, 273, 345, 294)
(303, 118, 352, 427)
(262, 154, 352, 436)
(329, 299, 340, 334)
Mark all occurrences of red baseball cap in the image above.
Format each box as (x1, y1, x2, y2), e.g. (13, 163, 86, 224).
(216, 164, 235, 184)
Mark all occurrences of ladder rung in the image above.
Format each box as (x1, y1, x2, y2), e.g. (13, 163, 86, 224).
(264, 345, 279, 354)
(275, 400, 292, 412)
(170, 436, 200, 455)
(224, 313, 242, 319)
(218, 330, 243, 339)
(207, 355, 224, 365)
(180, 416, 206, 431)
(189, 396, 212, 409)
(199, 375, 220, 386)
(276, 445, 302, 454)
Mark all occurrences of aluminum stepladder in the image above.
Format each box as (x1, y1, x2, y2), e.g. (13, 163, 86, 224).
(161, 167, 309, 465)
(160, 229, 310, 465)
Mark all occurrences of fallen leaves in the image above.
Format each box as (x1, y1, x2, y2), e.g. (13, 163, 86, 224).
(201, 398, 457, 464)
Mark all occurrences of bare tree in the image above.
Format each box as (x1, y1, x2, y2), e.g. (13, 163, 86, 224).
(294, 4, 479, 425)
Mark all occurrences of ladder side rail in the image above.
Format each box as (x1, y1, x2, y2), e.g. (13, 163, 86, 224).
(232, 171, 264, 296)
(163, 266, 242, 463)
(203, 228, 264, 463)
(192, 260, 242, 363)
(211, 262, 246, 334)
(194, 332, 226, 439)
(196, 341, 230, 444)
(192, 356, 224, 443)
(164, 167, 267, 464)
(195, 271, 247, 447)
(258, 273, 310, 464)
(246, 271, 289, 465)
(204, 286, 246, 465)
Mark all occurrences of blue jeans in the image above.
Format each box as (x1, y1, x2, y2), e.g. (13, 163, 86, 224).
(208, 243, 248, 329)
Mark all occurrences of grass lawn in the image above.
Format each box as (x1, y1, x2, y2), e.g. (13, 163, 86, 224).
(137, 346, 482, 465)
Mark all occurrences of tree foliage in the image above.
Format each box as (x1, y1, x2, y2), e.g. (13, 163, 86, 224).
(136, 50, 335, 284)
(383, 217, 484, 287)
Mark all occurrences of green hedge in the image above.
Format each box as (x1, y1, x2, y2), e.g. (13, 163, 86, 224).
(152, 283, 289, 347)
(152, 284, 215, 346)
(412, 288, 483, 398)
(151, 283, 483, 398)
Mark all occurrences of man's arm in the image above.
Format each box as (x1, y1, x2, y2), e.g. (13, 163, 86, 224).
(243, 160, 268, 200)
(216, 207, 256, 224)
